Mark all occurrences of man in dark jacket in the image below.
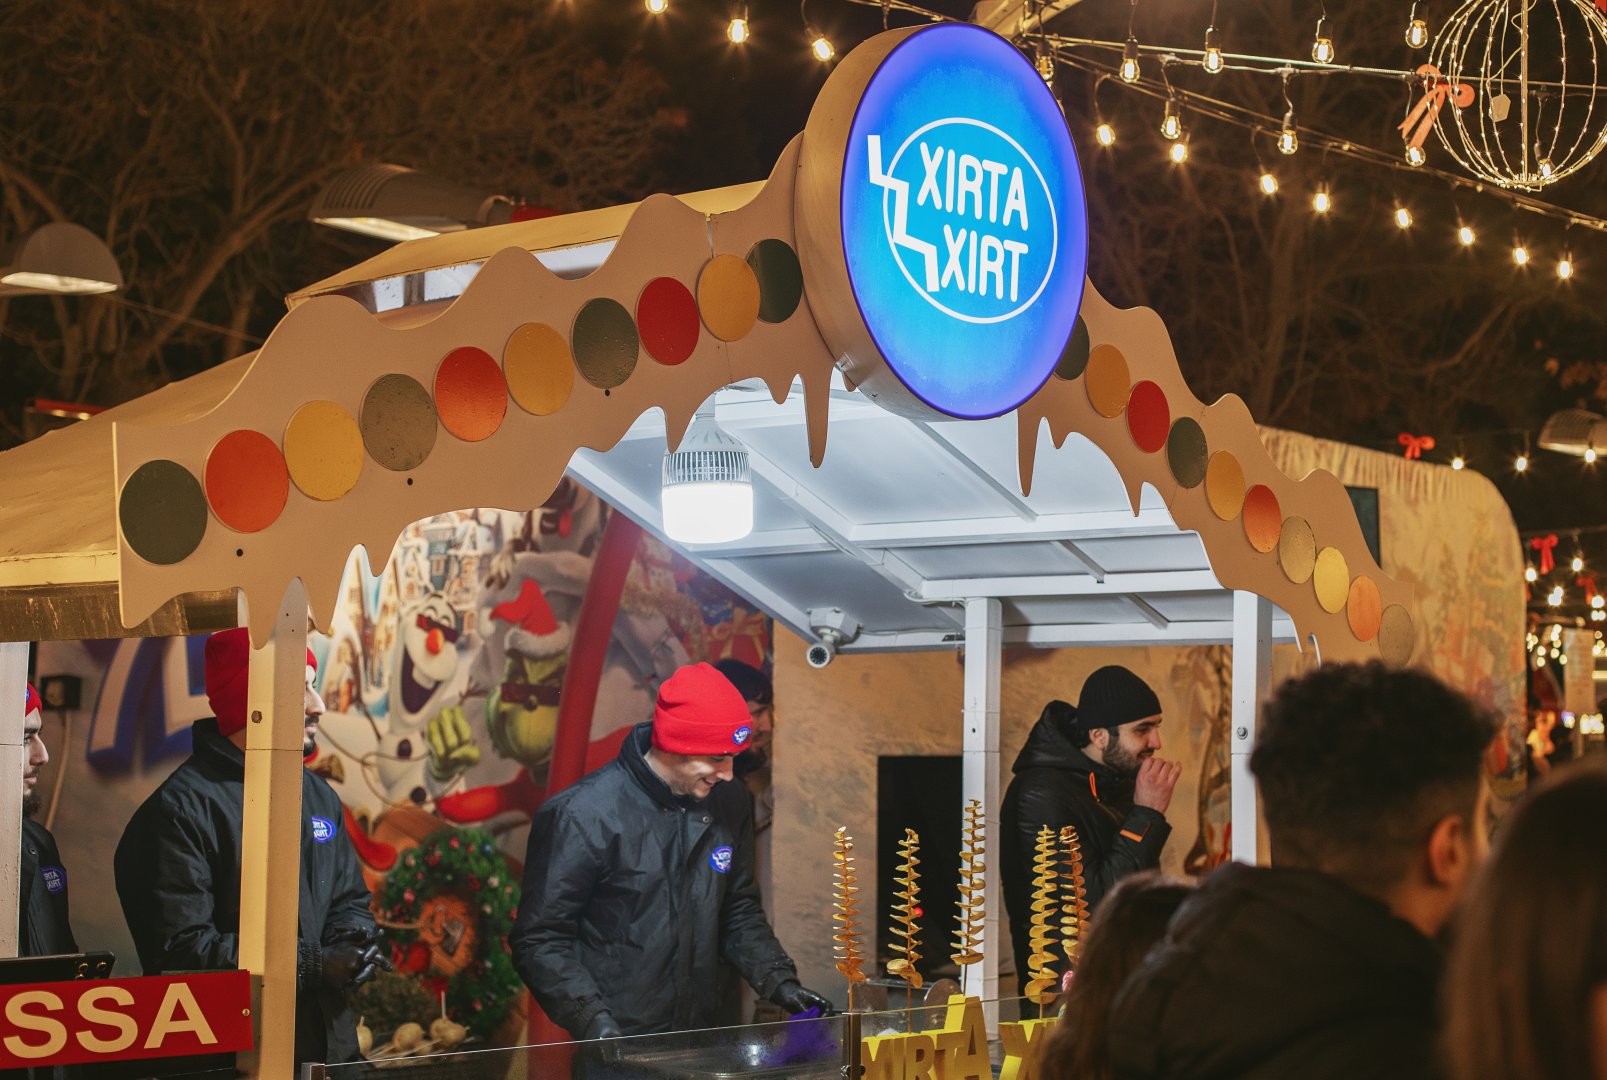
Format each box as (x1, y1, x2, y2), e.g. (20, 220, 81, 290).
(1001, 666, 1179, 991)
(19, 683, 75, 960)
(1109, 662, 1496, 1080)
(511, 662, 830, 1041)
(114, 629, 385, 1072)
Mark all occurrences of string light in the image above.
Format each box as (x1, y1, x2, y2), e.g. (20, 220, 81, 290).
(1514, 239, 1531, 267)
(1313, 185, 1332, 214)
(1259, 170, 1279, 195)
(811, 32, 834, 62)
(1515, 453, 1530, 472)
(1588, 446, 1598, 464)
(1458, 223, 1476, 246)
(1526, 565, 1539, 582)
(1405, 144, 1427, 167)
(1395, 206, 1413, 229)
(1203, 5, 1224, 75)
(1559, 253, 1575, 280)
(727, 5, 749, 43)
(1574, 553, 1586, 573)
(645, 0, 668, 12)
(1276, 72, 1298, 154)
(1120, 37, 1141, 83)
(1096, 121, 1117, 147)
(1161, 95, 1182, 140)
(1312, 6, 1335, 64)
(1452, 454, 1466, 470)
(1549, 585, 1565, 606)
(1405, 1, 1429, 48)
(1170, 137, 1190, 164)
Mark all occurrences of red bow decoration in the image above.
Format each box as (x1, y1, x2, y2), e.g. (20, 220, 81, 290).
(1531, 534, 1559, 575)
(1398, 64, 1475, 149)
(1398, 432, 1436, 460)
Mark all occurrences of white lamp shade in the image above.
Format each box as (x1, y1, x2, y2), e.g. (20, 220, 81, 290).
(0, 222, 122, 296)
(662, 481, 754, 545)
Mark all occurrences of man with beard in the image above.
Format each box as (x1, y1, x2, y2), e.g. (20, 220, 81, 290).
(18, 683, 76, 960)
(512, 662, 831, 1043)
(1001, 666, 1180, 993)
(115, 628, 386, 1072)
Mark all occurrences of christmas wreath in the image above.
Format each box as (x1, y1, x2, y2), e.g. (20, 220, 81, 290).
(377, 828, 522, 1040)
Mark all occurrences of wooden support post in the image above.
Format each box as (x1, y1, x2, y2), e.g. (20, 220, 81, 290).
(0, 642, 26, 958)
(236, 582, 308, 1080)
(1230, 591, 1272, 866)
(961, 598, 1002, 1021)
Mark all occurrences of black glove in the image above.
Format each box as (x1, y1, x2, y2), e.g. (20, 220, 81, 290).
(771, 981, 835, 1016)
(350, 941, 391, 988)
(581, 1012, 623, 1041)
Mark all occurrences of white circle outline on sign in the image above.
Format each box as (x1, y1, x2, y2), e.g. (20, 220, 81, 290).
(876, 115, 1061, 326)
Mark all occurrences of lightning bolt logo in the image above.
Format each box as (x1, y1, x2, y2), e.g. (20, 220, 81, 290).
(867, 135, 939, 292)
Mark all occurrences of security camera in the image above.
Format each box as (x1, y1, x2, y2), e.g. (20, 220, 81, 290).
(804, 607, 860, 670)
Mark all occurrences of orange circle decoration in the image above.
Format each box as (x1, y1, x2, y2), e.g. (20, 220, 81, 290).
(1313, 547, 1350, 613)
(1206, 452, 1246, 520)
(1242, 484, 1282, 552)
(205, 430, 289, 533)
(1126, 381, 1170, 453)
(435, 347, 508, 442)
(1279, 517, 1317, 584)
(1085, 345, 1130, 418)
(697, 254, 761, 341)
(1378, 604, 1416, 664)
(284, 401, 364, 502)
(505, 323, 574, 416)
(1347, 576, 1383, 641)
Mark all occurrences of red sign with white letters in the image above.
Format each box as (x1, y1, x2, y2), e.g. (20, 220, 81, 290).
(0, 971, 254, 1068)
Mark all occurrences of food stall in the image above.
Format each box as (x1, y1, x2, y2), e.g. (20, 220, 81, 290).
(0, 21, 1438, 1078)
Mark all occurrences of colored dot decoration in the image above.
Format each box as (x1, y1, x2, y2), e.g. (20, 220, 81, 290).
(1279, 517, 1317, 584)
(285, 401, 364, 501)
(697, 254, 761, 341)
(504, 323, 574, 416)
(1085, 345, 1130, 418)
(1378, 605, 1415, 664)
(637, 278, 701, 366)
(205, 430, 289, 533)
(1347, 575, 1383, 641)
(1313, 547, 1350, 614)
(573, 298, 640, 389)
(435, 346, 508, 442)
(1206, 452, 1245, 520)
(1055, 318, 1091, 381)
(1242, 485, 1282, 553)
(120, 459, 208, 565)
(748, 239, 804, 324)
(1166, 418, 1208, 488)
(1126, 381, 1170, 454)
(362, 374, 438, 472)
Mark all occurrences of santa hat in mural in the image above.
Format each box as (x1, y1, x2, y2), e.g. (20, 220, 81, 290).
(491, 578, 571, 659)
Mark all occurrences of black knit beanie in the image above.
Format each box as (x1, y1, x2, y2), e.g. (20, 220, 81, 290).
(712, 657, 773, 706)
(1076, 666, 1161, 731)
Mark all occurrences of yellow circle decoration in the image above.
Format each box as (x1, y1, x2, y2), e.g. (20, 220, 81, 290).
(1313, 547, 1350, 614)
(697, 254, 761, 341)
(1206, 452, 1245, 520)
(284, 400, 364, 501)
(1347, 576, 1383, 641)
(1378, 604, 1416, 664)
(1085, 344, 1130, 418)
(1279, 517, 1316, 583)
(505, 323, 575, 416)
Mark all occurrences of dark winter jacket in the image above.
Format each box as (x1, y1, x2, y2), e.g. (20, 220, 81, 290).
(1108, 862, 1444, 1080)
(19, 818, 76, 958)
(511, 722, 797, 1037)
(1000, 709, 1170, 990)
(113, 720, 375, 1071)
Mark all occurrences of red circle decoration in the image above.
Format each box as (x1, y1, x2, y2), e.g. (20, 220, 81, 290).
(1242, 484, 1283, 553)
(1126, 381, 1170, 453)
(636, 277, 700, 365)
(205, 430, 289, 533)
(435, 346, 508, 442)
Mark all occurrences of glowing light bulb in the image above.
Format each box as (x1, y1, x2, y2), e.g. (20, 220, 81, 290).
(1595, 595, 1605, 609)
(1539, 158, 1555, 179)
(1169, 140, 1189, 164)
(1259, 171, 1279, 195)
(1559, 256, 1575, 280)
(1550, 587, 1565, 607)
(1574, 555, 1586, 572)
(1312, 36, 1335, 63)
(1590, 448, 1600, 464)
(1277, 125, 1299, 155)
(1313, 188, 1332, 214)
(727, 15, 749, 43)
(811, 34, 834, 62)
(1096, 122, 1116, 147)
(1526, 565, 1539, 582)
(1514, 243, 1530, 266)
(1452, 455, 1466, 470)
(1120, 37, 1141, 83)
(1515, 454, 1530, 472)
(1458, 225, 1475, 246)
(1161, 100, 1182, 141)
(1406, 18, 1428, 48)
(1405, 144, 1426, 166)
(645, 0, 668, 13)
(1203, 27, 1224, 74)
(1395, 206, 1413, 229)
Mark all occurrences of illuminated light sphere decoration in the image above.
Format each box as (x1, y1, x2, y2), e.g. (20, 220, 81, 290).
(1395, 206, 1414, 229)
(1430, 0, 1607, 189)
(1313, 35, 1335, 64)
(1170, 138, 1190, 164)
(1526, 565, 1539, 582)
(728, 9, 750, 43)
(1313, 187, 1333, 214)
(810, 29, 834, 62)
(1558, 254, 1575, 280)
(1588, 446, 1598, 464)
(1515, 452, 1530, 472)
(1259, 171, 1279, 195)
(1161, 97, 1182, 141)
(645, 0, 668, 13)
(1276, 73, 1298, 155)
(1096, 121, 1117, 147)
(1458, 224, 1476, 246)
(1405, 144, 1427, 167)
(1406, 1, 1430, 48)
(1573, 553, 1585, 573)
(1514, 241, 1531, 266)
(1203, 24, 1224, 74)
(1120, 37, 1141, 83)
(1452, 454, 1466, 470)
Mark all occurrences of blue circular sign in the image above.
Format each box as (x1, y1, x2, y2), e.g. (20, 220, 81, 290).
(710, 846, 734, 874)
(310, 815, 335, 843)
(733, 724, 752, 747)
(838, 25, 1086, 419)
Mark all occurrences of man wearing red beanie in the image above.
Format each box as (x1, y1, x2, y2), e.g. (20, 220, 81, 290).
(114, 627, 387, 1072)
(511, 662, 831, 1046)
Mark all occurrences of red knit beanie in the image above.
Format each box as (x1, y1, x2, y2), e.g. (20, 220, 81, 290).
(652, 662, 755, 756)
(23, 684, 41, 720)
(205, 627, 318, 738)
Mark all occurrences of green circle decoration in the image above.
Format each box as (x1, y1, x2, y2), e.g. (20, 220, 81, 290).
(572, 298, 640, 389)
(361, 374, 438, 472)
(1166, 417, 1209, 488)
(748, 239, 804, 323)
(119, 459, 208, 565)
(378, 829, 521, 1040)
(1054, 318, 1091, 381)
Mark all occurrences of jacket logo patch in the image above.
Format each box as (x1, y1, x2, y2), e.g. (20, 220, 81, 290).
(40, 865, 65, 894)
(310, 816, 335, 843)
(709, 846, 734, 873)
(732, 725, 752, 747)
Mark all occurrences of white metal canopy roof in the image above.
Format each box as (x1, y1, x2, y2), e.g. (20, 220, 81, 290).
(569, 374, 1299, 656)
